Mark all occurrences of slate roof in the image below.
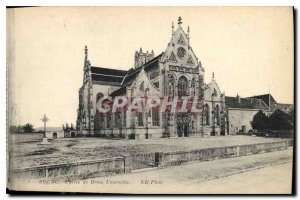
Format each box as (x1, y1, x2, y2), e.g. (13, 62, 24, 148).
(225, 96, 269, 110)
(247, 94, 276, 107)
(110, 87, 127, 97)
(90, 53, 162, 90)
(91, 74, 124, 83)
(91, 67, 127, 77)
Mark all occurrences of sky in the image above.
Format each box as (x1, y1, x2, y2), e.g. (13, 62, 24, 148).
(7, 7, 294, 127)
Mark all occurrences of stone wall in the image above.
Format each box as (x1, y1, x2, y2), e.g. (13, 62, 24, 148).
(158, 140, 292, 168)
(228, 109, 261, 134)
(10, 140, 293, 181)
(10, 157, 125, 181)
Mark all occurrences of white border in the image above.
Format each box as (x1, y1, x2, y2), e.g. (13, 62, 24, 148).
(1, 1, 298, 199)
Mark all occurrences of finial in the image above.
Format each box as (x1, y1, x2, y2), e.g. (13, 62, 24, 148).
(151, 49, 154, 55)
(187, 25, 190, 40)
(178, 16, 182, 25)
(212, 72, 215, 80)
(172, 21, 174, 34)
(84, 45, 88, 60)
(139, 47, 142, 53)
(188, 25, 190, 33)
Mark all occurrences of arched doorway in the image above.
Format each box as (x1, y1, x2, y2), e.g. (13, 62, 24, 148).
(53, 132, 57, 139)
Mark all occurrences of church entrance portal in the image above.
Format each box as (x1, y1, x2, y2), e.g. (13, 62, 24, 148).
(53, 132, 57, 139)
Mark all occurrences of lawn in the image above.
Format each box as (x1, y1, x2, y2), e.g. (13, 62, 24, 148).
(9, 135, 287, 169)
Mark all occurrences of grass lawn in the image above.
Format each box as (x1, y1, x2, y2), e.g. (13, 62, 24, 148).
(9, 135, 287, 169)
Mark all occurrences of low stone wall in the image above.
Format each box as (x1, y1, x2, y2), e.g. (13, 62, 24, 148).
(10, 140, 293, 180)
(159, 140, 292, 168)
(10, 157, 127, 181)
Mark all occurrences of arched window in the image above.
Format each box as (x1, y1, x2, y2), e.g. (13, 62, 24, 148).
(203, 104, 210, 126)
(191, 78, 196, 96)
(213, 88, 218, 96)
(139, 81, 144, 91)
(138, 112, 144, 126)
(178, 76, 188, 97)
(115, 112, 121, 128)
(152, 107, 160, 126)
(215, 105, 220, 126)
(106, 113, 112, 128)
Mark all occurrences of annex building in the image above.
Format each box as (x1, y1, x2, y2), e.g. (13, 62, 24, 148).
(76, 17, 293, 139)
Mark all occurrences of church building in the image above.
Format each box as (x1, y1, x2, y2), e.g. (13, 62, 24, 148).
(76, 17, 293, 139)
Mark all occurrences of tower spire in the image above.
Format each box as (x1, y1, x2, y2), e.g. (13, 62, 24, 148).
(84, 45, 88, 61)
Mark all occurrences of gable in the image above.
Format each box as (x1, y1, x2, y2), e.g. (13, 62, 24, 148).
(162, 26, 199, 68)
(177, 34, 186, 45)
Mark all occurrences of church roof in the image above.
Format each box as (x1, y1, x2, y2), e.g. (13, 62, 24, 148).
(91, 74, 124, 83)
(91, 53, 162, 87)
(246, 94, 276, 107)
(110, 86, 127, 97)
(225, 96, 269, 110)
(91, 67, 127, 76)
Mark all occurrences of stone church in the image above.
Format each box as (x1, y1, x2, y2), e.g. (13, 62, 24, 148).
(76, 17, 293, 139)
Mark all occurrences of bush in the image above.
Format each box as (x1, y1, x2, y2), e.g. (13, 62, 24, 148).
(251, 110, 269, 130)
(269, 109, 293, 130)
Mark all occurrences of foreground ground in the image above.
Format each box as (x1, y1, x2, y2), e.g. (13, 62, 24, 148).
(9, 134, 288, 168)
(86, 148, 293, 194)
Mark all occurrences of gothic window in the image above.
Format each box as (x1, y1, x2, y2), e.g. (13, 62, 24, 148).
(213, 88, 218, 96)
(215, 105, 220, 126)
(177, 47, 186, 59)
(100, 115, 105, 128)
(123, 111, 126, 127)
(115, 112, 121, 128)
(139, 81, 144, 91)
(152, 107, 160, 126)
(138, 112, 144, 126)
(106, 113, 112, 128)
(168, 75, 175, 96)
(203, 104, 210, 126)
(178, 76, 189, 97)
(153, 81, 159, 89)
(191, 78, 196, 96)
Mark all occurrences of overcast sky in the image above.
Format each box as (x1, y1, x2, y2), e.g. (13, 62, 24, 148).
(7, 7, 293, 127)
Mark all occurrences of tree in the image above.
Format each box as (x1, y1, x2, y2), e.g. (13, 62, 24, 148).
(22, 123, 35, 133)
(251, 110, 269, 130)
(288, 108, 294, 126)
(9, 125, 22, 134)
(269, 109, 293, 130)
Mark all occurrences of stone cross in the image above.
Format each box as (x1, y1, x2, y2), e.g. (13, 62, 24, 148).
(41, 114, 49, 137)
(178, 16, 182, 25)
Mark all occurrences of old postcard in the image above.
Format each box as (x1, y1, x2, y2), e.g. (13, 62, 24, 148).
(6, 7, 294, 194)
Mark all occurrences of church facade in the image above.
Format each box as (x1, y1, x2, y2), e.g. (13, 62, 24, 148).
(76, 17, 293, 139)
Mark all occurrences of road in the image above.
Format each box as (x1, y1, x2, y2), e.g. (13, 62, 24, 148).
(86, 148, 293, 194)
